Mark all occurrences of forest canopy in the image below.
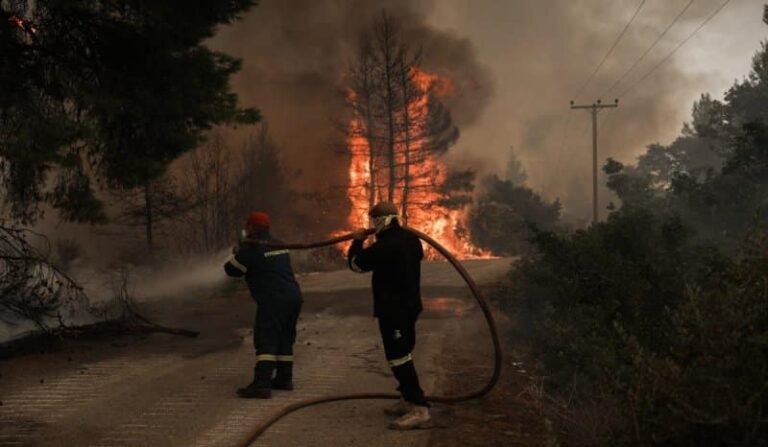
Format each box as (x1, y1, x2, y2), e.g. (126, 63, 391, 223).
(0, 0, 259, 224)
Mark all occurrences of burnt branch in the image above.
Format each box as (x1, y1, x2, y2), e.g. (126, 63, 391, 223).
(0, 224, 87, 330)
(0, 225, 198, 339)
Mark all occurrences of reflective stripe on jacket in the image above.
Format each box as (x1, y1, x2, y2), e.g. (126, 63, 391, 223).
(225, 232, 302, 304)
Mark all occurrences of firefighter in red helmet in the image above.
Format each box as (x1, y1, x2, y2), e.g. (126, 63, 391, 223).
(225, 212, 303, 398)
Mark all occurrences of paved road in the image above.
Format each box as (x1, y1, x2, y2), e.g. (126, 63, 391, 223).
(0, 258, 512, 447)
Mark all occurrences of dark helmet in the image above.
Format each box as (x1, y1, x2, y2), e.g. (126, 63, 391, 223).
(369, 201, 398, 218)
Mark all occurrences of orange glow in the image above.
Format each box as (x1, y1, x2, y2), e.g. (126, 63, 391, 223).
(340, 68, 494, 260)
(9, 15, 37, 35)
(423, 297, 475, 317)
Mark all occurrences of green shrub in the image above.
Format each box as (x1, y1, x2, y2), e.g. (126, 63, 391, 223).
(625, 232, 768, 445)
(469, 175, 561, 256)
(499, 213, 768, 445)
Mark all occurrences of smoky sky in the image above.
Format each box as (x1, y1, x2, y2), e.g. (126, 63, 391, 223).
(427, 0, 765, 222)
(209, 0, 765, 223)
(29, 0, 766, 271)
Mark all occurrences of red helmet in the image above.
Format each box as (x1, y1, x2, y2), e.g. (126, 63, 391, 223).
(246, 211, 271, 230)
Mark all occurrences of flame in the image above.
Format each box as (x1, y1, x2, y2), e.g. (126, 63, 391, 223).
(340, 68, 494, 260)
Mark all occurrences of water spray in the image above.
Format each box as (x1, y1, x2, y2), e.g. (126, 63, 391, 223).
(235, 226, 502, 445)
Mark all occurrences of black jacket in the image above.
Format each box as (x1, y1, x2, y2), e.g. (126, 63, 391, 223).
(224, 231, 302, 305)
(347, 224, 423, 318)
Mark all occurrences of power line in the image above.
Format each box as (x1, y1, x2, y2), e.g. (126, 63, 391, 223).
(559, 1, 647, 200)
(560, 1, 645, 207)
(618, 0, 733, 98)
(573, 0, 647, 99)
(601, 0, 695, 98)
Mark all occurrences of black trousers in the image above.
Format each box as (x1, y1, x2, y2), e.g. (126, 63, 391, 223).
(378, 314, 428, 406)
(253, 299, 302, 387)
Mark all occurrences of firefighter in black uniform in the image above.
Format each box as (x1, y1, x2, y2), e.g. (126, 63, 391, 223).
(224, 211, 303, 399)
(348, 201, 431, 430)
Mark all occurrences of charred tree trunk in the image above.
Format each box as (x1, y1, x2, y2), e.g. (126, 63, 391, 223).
(379, 12, 398, 204)
(368, 144, 377, 217)
(399, 57, 412, 225)
(360, 44, 378, 222)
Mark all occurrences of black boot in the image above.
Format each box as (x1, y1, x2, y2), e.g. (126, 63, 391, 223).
(237, 383, 272, 399)
(237, 367, 257, 395)
(237, 362, 274, 399)
(272, 361, 294, 390)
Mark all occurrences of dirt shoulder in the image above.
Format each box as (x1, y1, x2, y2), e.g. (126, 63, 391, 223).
(427, 303, 553, 447)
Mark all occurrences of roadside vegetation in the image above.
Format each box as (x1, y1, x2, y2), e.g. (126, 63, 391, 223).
(469, 147, 562, 257)
(496, 8, 768, 446)
(1, 1, 259, 335)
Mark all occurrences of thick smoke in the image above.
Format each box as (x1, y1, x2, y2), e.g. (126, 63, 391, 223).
(209, 0, 765, 224)
(426, 0, 763, 222)
(21, 1, 762, 289)
(208, 0, 493, 231)
(6, 1, 497, 341)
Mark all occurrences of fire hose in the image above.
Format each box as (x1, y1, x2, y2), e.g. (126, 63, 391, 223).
(235, 227, 502, 446)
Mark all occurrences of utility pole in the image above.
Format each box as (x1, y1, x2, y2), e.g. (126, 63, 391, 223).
(570, 98, 618, 224)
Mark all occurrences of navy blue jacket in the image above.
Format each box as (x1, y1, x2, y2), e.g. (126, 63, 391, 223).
(348, 224, 424, 319)
(225, 231, 302, 305)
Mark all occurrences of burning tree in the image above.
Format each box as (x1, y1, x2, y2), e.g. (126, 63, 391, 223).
(345, 13, 484, 257)
(347, 13, 459, 221)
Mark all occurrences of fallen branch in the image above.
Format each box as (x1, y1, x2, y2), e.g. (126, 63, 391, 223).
(128, 310, 200, 338)
(0, 225, 87, 331)
(1, 224, 199, 344)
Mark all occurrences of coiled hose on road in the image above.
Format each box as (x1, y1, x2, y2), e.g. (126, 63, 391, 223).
(236, 227, 502, 446)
